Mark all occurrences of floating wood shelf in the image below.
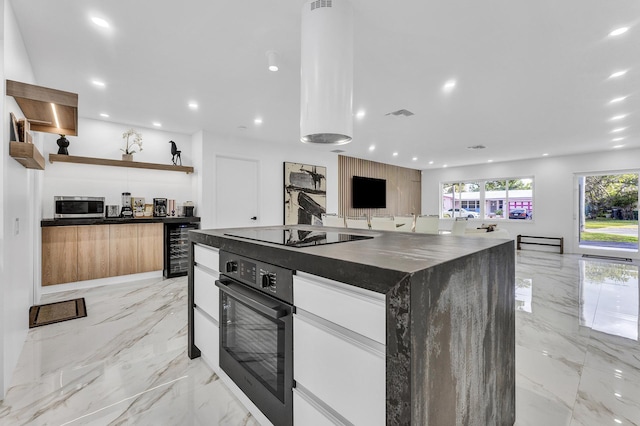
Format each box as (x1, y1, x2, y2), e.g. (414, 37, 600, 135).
(48, 154, 194, 174)
(10, 141, 45, 170)
(6, 80, 78, 136)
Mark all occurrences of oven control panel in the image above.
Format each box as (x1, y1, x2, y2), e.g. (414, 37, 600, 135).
(219, 251, 293, 304)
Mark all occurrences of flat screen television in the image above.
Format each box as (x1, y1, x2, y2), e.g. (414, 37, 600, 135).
(352, 176, 386, 208)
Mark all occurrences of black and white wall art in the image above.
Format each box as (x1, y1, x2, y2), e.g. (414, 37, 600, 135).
(284, 162, 327, 225)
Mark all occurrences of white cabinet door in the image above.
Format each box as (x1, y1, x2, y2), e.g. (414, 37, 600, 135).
(294, 313, 385, 426)
(294, 388, 349, 426)
(194, 307, 219, 372)
(194, 265, 219, 321)
(194, 244, 219, 271)
(294, 272, 386, 344)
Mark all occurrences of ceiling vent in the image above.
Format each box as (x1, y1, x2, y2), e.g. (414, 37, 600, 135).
(331, 149, 345, 153)
(467, 145, 486, 150)
(311, 0, 332, 10)
(385, 109, 414, 117)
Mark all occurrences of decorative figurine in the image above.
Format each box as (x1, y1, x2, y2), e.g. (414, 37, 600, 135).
(57, 135, 70, 155)
(169, 140, 182, 165)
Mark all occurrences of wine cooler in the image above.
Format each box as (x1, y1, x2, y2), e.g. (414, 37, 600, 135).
(164, 222, 200, 278)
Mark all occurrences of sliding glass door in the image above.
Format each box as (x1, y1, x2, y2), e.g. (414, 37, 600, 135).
(577, 173, 639, 252)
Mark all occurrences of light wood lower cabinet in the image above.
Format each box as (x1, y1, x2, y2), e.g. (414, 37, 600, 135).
(109, 224, 139, 276)
(42, 223, 165, 286)
(137, 223, 163, 273)
(77, 225, 110, 281)
(42, 226, 78, 286)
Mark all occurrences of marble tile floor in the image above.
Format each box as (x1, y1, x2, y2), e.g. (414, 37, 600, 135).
(0, 251, 639, 425)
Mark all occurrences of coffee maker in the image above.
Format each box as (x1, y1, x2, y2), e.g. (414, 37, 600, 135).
(120, 192, 133, 218)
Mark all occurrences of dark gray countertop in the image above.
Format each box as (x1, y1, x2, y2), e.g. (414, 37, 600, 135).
(42, 216, 201, 227)
(189, 224, 511, 294)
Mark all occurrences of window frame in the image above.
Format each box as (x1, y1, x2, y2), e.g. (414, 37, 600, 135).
(440, 176, 534, 221)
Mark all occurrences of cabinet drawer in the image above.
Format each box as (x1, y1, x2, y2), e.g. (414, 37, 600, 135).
(194, 244, 219, 272)
(193, 307, 219, 372)
(294, 388, 348, 426)
(294, 272, 386, 344)
(194, 265, 219, 321)
(294, 314, 385, 426)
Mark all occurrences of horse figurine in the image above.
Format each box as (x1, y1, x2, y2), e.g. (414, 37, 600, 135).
(169, 140, 182, 165)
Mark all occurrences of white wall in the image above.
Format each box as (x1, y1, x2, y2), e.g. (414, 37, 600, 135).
(1, 0, 38, 398)
(198, 134, 339, 228)
(421, 148, 640, 257)
(41, 118, 194, 218)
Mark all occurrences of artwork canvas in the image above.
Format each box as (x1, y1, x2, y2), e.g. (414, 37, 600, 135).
(284, 162, 326, 225)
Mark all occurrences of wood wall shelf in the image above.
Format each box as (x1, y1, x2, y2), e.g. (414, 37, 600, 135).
(48, 154, 194, 174)
(10, 141, 45, 170)
(7, 80, 78, 136)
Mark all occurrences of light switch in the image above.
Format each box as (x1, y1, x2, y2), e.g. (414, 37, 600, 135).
(14, 218, 19, 235)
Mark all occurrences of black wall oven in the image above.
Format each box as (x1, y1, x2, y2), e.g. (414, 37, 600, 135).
(216, 251, 294, 426)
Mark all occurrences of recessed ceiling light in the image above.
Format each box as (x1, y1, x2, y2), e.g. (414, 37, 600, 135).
(443, 164, 448, 168)
(92, 80, 106, 87)
(100, 113, 109, 118)
(609, 27, 629, 37)
(356, 110, 366, 119)
(368, 145, 375, 151)
(392, 152, 398, 156)
(91, 17, 110, 28)
(613, 144, 625, 149)
(153, 122, 162, 127)
(488, 159, 493, 163)
(609, 70, 627, 79)
(612, 137, 625, 142)
(254, 118, 263, 125)
(609, 96, 628, 104)
(188, 102, 198, 110)
(266, 51, 279, 72)
(412, 157, 417, 161)
(443, 79, 456, 91)
(614, 393, 622, 398)
(611, 127, 627, 133)
(610, 114, 628, 121)
(542, 153, 549, 156)
(614, 419, 622, 425)
(429, 161, 434, 165)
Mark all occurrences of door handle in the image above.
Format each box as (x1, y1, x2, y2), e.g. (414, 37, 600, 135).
(250, 216, 257, 220)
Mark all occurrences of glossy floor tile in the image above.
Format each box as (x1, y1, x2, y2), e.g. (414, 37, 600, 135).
(1, 251, 639, 425)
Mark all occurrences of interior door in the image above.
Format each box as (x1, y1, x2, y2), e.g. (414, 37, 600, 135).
(216, 156, 259, 228)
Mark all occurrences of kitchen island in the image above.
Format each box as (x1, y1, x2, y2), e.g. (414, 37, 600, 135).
(188, 225, 515, 425)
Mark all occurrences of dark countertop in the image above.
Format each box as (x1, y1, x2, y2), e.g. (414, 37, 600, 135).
(189, 224, 511, 294)
(42, 216, 201, 227)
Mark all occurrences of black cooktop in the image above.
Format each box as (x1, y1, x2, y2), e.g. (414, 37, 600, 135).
(224, 228, 373, 248)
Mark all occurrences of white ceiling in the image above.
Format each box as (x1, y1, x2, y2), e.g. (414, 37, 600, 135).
(10, 0, 640, 169)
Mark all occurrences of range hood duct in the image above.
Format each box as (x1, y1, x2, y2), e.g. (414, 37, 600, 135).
(300, 0, 353, 145)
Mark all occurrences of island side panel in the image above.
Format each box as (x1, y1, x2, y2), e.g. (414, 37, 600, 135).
(410, 241, 515, 425)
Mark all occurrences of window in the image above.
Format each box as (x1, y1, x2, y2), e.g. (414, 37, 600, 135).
(442, 182, 480, 218)
(441, 177, 534, 220)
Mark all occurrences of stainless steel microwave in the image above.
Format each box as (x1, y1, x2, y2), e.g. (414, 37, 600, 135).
(54, 196, 105, 219)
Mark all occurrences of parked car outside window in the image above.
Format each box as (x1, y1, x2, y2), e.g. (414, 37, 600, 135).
(509, 208, 531, 219)
(445, 208, 479, 218)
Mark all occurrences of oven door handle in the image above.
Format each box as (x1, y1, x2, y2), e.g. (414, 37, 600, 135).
(216, 279, 290, 319)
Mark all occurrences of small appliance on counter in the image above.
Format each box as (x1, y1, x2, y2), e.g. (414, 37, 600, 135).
(153, 198, 167, 217)
(120, 192, 133, 218)
(168, 199, 176, 216)
(106, 205, 120, 218)
(183, 201, 195, 217)
(54, 196, 105, 219)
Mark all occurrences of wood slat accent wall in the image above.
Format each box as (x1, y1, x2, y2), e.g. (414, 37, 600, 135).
(338, 155, 421, 218)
